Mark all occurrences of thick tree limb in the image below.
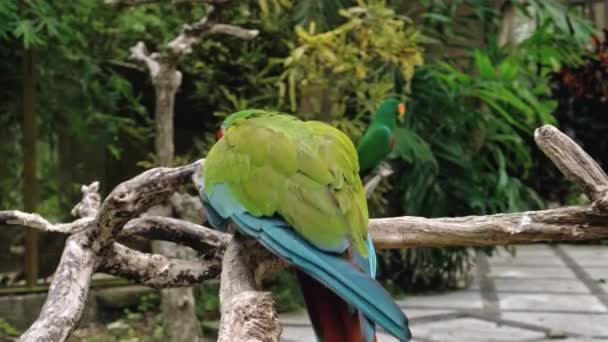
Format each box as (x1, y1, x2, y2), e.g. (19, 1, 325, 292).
(369, 206, 608, 249)
(535, 125, 608, 211)
(89, 160, 202, 253)
(18, 233, 96, 341)
(218, 235, 282, 342)
(122, 216, 229, 255)
(97, 243, 222, 288)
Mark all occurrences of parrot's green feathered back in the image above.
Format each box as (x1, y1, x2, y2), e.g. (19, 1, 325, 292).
(204, 110, 370, 256)
(357, 98, 403, 175)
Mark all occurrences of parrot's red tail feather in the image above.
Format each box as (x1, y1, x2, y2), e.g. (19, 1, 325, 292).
(297, 270, 369, 342)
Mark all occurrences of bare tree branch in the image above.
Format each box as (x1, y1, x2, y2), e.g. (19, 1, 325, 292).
(129, 42, 161, 78)
(98, 242, 222, 288)
(369, 206, 608, 249)
(218, 235, 282, 342)
(166, 8, 258, 57)
(0, 211, 92, 234)
(364, 162, 394, 198)
(89, 160, 202, 253)
(71, 182, 102, 218)
(122, 216, 229, 255)
(19, 233, 96, 341)
(535, 125, 608, 211)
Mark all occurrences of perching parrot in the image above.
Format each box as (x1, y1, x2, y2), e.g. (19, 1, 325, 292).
(199, 110, 410, 342)
(357, 98, 406, 176)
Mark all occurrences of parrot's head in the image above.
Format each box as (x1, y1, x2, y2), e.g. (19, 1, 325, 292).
(217, 109, 266, 140)
(376, 98, 406, 127)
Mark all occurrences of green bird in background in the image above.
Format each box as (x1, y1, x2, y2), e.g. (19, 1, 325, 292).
(357, 98, 406, 176)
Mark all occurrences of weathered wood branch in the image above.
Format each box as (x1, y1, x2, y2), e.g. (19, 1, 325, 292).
(370, 206, 608, 249)
(122, 216, 229, 255)
(71, 182, 101, 218)
(18, 183, 99, 341)
(218, 235, 282, 342)
(89, 160, 202, 253)
(535, 125, 608, 211)
(19, 233, 96, 341)
(10, 161, 203, 341)
(364, 162, 394, 198)
(0, 210, 92, 234)
(98, 242, 222, 288)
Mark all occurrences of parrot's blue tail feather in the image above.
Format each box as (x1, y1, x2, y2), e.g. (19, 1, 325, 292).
(231, 212, 410, 342)
(202, 184, 410, 341)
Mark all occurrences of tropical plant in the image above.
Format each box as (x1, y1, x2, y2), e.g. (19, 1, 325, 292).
(375, 0, 595, 291)
(278, 0, 423, 138)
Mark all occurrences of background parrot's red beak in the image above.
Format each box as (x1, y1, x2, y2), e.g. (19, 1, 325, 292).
(398, 103, 406, 119)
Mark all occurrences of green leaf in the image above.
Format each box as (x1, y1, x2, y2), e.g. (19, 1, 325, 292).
(473, 49, 495, 79)
(13, 20, 43, 48)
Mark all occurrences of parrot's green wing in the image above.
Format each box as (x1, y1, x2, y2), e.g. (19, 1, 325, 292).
(357, 124, 392, 175)
(204, 112, 369, 256)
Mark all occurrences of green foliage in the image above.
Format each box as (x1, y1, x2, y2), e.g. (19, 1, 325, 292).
(137, 292, 161, 313)
(264, 271, 305, 312)
(279, 0, 423, 124)
(195, 282, 221, 320)
(0, 0, 68, 48)
(375, 0, 594, 291)
(0, 317, 20, 338)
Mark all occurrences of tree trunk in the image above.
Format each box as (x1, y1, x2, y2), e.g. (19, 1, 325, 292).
(22, 48, 39, 286)
(151, 63, 203, 342)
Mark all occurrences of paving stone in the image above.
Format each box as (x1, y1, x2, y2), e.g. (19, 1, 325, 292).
(376, 332, 427, 342)
(498, 293, 607, 312)
(567, 254, 608, 267)
(536, 340, 605, 342)
(281, 310, 311, 325)
(512, 244, 555, 254)
(503, 312, 608, 336)
(404, 308, 455, 319)
(489, 254, 566, 266)
(280, 325, 317, 342)
(411, 317, 544, 341)
(489, 265, 577, 279)
(493, 278, 589, 293)
(396, 290, 483, 310)
(280, 325, 417, 342)
(583, 267, 608, 282)
(560, 245, 608, 255)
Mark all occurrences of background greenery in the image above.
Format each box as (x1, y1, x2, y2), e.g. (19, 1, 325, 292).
(0, 0, 605, 336)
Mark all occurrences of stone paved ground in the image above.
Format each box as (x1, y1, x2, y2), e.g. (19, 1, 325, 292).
(280, 244, 608, 342)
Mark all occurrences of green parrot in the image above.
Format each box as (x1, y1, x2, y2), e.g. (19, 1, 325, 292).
(199, 110, 410, 341)
(357, 98, 406, 176)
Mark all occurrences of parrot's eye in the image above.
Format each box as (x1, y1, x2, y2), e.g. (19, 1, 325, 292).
(217, 128, 224, 140)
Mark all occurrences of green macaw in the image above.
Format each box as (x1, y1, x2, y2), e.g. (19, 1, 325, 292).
(357, 98, 406, 176)
(199, 110, 410, 342)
